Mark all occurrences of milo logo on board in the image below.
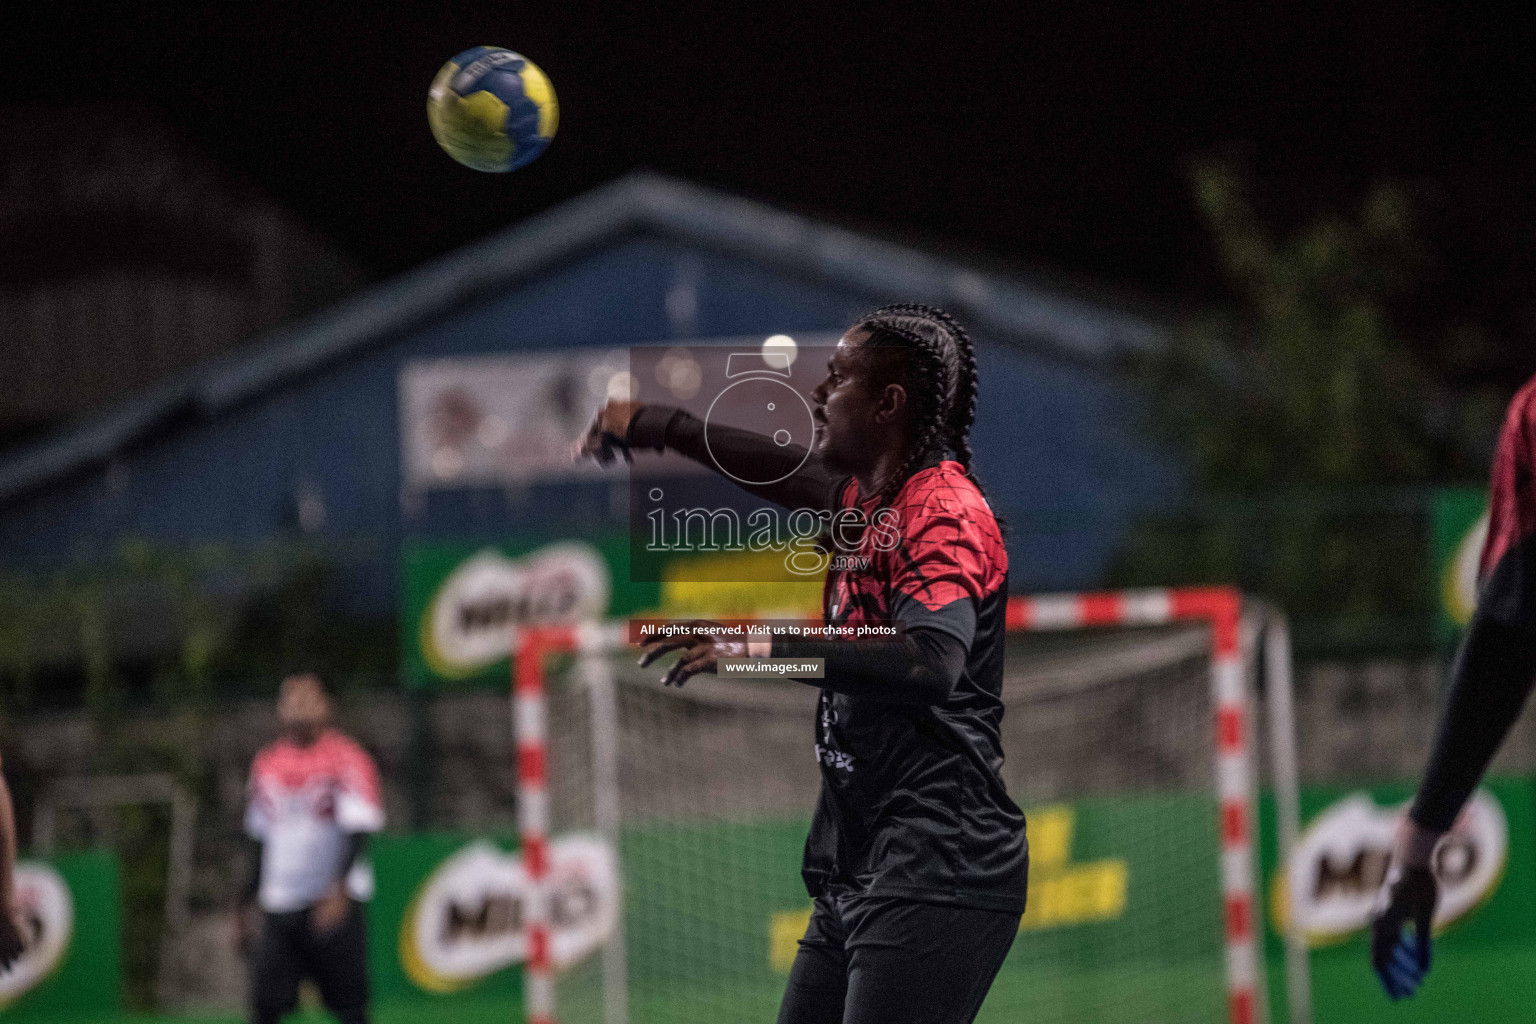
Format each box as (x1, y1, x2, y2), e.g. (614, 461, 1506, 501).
(1273, 789, 1507, 946)
(399, 835, 619, 993)
(0, 863, 74, 1008)
(1442, 510, 1489, 629)
(420, 541, 610, 679)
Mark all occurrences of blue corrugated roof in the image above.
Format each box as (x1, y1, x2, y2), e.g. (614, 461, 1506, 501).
(0, 171, 1168, 507)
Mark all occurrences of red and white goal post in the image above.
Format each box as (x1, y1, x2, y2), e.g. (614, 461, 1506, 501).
(513, 588, 1309, 1024)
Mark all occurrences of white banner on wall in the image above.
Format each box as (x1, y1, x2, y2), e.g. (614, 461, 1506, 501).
(400, 348, 632, 489)
(398, 335, 840, 490)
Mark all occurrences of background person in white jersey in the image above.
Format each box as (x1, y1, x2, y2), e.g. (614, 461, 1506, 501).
(240, 673, 383, 1024)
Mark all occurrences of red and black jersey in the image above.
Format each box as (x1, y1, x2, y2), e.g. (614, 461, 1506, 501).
(1477, 378, 1536, 590)
(801, 461, 1027, 911)
(823, 463, 1008, 631)
(1412, 376, 1536, 831)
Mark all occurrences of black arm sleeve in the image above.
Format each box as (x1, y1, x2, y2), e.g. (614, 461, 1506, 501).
(771, 626, 969, 705)
(241, 838, 262, 906)
(628, 405, 846, 512)
(338, 832, 368, 883)
(769, 592, 976, 705)
(1409, 610, 1536, 831)
(1408, 387, 1536, 833)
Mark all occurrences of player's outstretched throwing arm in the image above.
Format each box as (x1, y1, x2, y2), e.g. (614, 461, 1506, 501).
(575, 399, 845, 512)
(1372, 378, 1536, 1000)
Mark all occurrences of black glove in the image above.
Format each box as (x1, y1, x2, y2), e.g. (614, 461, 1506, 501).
(0, 906, 31, 971)
(593, 429, 632, 467)
(1369, 864, 1438, 1000)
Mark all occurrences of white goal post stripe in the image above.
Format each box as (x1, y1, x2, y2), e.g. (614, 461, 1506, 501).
(1006, 588, 1262, 1024)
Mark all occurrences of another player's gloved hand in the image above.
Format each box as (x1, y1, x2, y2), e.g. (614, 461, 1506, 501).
(574, 400, 644, 466)
(1370, 861, 1438, 1000)
(0, 900, 30, 971)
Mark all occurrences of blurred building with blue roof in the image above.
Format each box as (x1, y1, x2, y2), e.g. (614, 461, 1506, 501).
(0, 172, 1181, 615)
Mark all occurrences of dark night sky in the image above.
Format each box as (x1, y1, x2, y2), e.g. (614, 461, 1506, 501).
(3, 1, 1534, 372)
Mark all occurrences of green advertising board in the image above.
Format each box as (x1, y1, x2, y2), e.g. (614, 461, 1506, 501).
(368, 833, 524, 1006)
(1258, 777, 1536, 1024)
(622, 797, 1223, 1022)
(1, 851, 120, 1020)
(401, 536, 824, 688)
(1432, 487, 1488, 644)
(401, 536, 661, 688)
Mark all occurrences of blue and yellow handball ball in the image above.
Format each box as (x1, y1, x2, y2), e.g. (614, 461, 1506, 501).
(428, 46, 558, 173)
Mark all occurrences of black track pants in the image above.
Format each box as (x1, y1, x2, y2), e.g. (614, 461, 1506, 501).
(777, 895, 1020, 1024)
(250, 901, 369, 1024)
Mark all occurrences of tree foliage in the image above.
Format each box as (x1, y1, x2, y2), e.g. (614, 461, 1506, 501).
(1158, 160, 1458, 487)
(1117, 161, 1498, 650)
(0, 540, 394, 720)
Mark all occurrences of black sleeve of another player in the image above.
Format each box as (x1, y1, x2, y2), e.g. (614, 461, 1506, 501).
(1410, 541, 1536, 832)
(769, 597, 975, 705)
(628, 405, 846, 512)
(337, 832, 368, 884)
(242, 837, 263, 906)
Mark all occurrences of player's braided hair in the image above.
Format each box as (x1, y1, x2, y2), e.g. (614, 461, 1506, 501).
(856, 302, 991, 510)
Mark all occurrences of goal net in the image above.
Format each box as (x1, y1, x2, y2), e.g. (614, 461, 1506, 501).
(533, 590, 1284, 1024)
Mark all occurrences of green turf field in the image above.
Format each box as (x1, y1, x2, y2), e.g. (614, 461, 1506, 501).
(42, 944, 1536, 1024)
(34, 781, 1536, 1024)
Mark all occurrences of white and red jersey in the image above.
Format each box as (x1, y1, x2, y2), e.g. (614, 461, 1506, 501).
(245, 728, 385, 913)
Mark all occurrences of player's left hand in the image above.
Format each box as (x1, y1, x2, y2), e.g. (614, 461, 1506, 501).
(1370, 862, 1438, 1000)
(638, 621, 745, 687)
